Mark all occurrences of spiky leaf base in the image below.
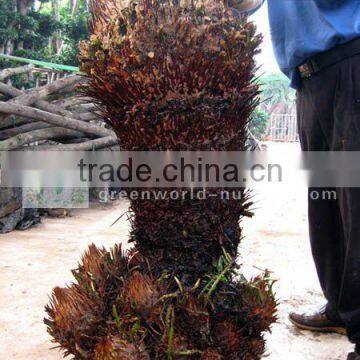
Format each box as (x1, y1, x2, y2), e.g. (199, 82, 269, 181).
(45, 245, 276, 360)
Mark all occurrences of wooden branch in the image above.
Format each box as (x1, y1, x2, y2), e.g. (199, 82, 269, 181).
(0, 115, 29, 130)
(0, 202, 21, 218)
(71, 103, 98, 112)
(0, 76, 84, 120)
(77, 112, 101, 121)
(53, 96, 93, 109)
(60, 137, 92, 144)
(0, 122, 52, 140)
(7, 75, 83, 106)
(0, 81, 105, 137)
(0, 81, 101, 128)
(0, 82, 19, 98)
(36, 100, 83, 119)
(0, 65, 33, 81)
(0, 127, 84, 151)
(54, 81, 83, 96)
(54, 136, 119, 151)
(25, 136, 119, 151)
(0, 101, 113, 137)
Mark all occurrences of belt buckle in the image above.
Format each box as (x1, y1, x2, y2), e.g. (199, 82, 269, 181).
(299, 63, 313, 78)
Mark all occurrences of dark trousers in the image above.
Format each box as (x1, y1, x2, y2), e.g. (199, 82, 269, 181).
(297, 53, 360, 343)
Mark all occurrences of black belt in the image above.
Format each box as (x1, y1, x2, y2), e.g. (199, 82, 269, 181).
(298, 37, 360, 79)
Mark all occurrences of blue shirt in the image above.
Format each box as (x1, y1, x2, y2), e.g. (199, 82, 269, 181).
(255, 0, 360, 88)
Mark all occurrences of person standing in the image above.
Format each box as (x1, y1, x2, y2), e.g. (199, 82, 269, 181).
(234, 1, 360, 359)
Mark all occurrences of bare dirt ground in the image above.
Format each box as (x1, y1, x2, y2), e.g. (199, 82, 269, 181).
(0, 143, 352, 360)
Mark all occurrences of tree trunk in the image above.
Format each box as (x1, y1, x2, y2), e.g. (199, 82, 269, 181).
(0, 126, 84, 150)
(53, 0, 63, 55)
(45, 3, 276, 360)
(4, 1, 17, 55)
(71, 0, 80, 17)
(16, 0, 34, 51)
(4, 40, 14, 55)
(48, 36, 53, 55)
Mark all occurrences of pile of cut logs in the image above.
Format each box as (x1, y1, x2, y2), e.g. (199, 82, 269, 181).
(0, 64, 119, 233)
(0, 65, 118, 151)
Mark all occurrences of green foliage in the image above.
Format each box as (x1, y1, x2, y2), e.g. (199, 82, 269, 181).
(30, 10, 59, 38)
(250, 108, 269, 140)
(0, 0, 58, 60)
(258, 72, 296, 109)
(58, 3, 90, 65)
(0, 0, 89, 67)
(248, 73, 296, 140)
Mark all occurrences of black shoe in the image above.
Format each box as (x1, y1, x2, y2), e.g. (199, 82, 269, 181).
(289, 306, 347, 336)
(348, 345, 360, 360)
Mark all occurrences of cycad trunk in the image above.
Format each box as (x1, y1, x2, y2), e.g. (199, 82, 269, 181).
(129, 193, 248, 286)
(45, 1, 277, 359)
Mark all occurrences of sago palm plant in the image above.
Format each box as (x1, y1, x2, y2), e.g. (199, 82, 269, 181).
(45, 0, 277, 359)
